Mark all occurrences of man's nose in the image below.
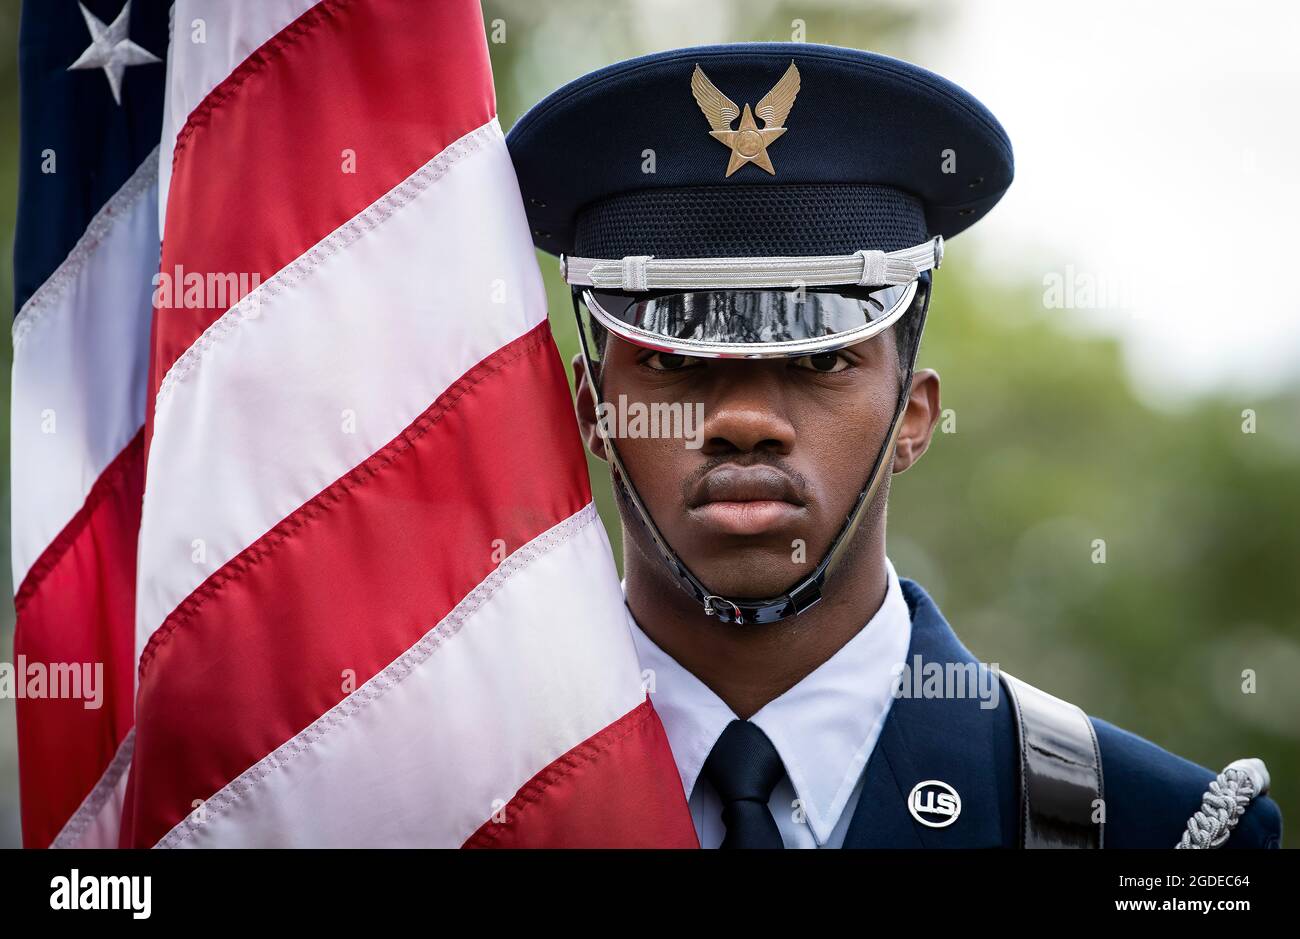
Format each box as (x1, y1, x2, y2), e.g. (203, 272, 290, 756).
(698, 365, 796, 456)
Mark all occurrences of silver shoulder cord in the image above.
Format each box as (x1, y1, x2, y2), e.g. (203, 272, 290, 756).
(1175, 758, 1271, 848)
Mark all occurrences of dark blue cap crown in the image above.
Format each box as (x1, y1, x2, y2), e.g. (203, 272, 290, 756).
(506, 42, 1013, 260)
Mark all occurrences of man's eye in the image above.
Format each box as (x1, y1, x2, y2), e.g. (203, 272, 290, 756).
(643, 351, 701, 371)
(791, 352, 848, 373)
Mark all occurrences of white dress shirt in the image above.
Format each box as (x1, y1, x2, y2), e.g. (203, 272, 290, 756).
(626, 558, 913, 848)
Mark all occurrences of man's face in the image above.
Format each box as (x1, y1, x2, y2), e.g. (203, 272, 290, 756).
(574, 326, 941, 600)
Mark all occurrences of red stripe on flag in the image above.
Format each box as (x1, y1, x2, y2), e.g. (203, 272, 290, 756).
(463, 698, 700, 848)
(13, 431, 143, 847)
(123, 322, 591, 846)
(146, 0, 495, 450)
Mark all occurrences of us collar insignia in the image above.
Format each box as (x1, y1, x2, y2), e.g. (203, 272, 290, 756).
(690, 60, 800, 177)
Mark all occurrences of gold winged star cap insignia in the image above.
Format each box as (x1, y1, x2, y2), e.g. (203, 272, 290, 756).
(690, 60, 801, 177)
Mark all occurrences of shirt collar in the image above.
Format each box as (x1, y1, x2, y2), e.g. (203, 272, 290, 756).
(626, 558, 913, 845)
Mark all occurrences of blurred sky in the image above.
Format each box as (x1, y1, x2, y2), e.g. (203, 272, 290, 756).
(912, 0, 1300, 405)
(498, 0, 1300, 406)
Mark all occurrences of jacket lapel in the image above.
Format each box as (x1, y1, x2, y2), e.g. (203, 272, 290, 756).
(843, 578, 1014, 848)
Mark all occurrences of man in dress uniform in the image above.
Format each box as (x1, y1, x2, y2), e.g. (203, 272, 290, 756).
(506, 43, 1283, 848)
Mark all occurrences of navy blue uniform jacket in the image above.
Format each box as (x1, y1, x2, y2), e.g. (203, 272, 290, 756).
(839, 579, 1283, 848)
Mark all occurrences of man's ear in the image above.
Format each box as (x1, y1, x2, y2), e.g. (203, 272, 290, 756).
(893, 368, 941, 473)
(571, 352, 608, 462)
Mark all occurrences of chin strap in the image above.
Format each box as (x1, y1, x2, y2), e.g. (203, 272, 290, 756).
(572, 281, 928, 626)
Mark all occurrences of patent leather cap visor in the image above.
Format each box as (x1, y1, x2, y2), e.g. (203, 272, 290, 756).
(582, 281, 917, 359)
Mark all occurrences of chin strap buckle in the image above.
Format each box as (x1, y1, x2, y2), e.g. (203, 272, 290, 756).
(703, 595, 744, 624)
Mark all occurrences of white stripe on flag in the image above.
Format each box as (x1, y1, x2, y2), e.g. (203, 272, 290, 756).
(10, 152, 158, 589)
(158, 504, 646, 847)
(50, 731, 135, 849)
(136, 118, 544, 657)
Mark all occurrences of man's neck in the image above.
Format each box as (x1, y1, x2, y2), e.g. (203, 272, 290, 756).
(624, 540, 890, 720)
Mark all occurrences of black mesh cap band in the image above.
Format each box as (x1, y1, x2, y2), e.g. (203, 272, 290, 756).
(573, 183, 929, 259)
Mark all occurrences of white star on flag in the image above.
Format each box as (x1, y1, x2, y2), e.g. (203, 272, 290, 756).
(67, 0, 160, 105)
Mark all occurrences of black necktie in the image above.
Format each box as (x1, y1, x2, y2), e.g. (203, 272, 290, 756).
(701, 719, 786, 848)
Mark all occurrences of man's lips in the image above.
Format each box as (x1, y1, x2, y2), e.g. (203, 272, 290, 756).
(686, 466, 807, 536)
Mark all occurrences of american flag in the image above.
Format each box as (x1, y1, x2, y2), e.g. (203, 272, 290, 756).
(12, 0, 696, 848)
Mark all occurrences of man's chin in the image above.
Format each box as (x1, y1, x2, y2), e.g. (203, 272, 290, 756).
(688, 553, 815, 602)
(621, 512, 827, 601)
